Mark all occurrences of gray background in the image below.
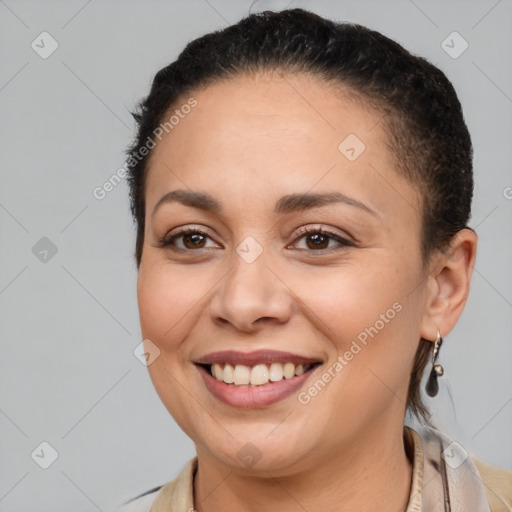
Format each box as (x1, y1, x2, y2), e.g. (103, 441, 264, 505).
(0, 0, 511, 510)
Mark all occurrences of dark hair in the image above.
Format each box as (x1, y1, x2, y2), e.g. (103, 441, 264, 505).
(125, 8, 473, 426)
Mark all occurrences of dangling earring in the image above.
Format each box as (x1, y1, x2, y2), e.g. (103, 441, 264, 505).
(426, 330, 444, 397)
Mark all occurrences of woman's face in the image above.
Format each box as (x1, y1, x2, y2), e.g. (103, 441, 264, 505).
(137, 73, 430, 474)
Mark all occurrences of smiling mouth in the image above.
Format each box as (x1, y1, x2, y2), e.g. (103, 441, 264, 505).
(197, 361, 322, 386)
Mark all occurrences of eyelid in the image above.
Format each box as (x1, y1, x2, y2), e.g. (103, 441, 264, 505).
(292, 224, 355, 243)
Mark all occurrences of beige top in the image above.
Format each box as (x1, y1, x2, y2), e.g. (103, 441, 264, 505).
(117, 426, 512, 512)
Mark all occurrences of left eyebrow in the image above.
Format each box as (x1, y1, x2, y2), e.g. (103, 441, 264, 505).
(274, 191, 378, 216)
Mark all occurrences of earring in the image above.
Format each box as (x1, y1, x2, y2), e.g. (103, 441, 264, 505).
(426, 330, 444, 397)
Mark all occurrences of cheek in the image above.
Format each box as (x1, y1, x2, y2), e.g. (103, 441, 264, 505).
(293, 258, 421, 407)
(293, 258, 406, 338)
(136, 262, 203, 431)
(136, 260, 208, 350)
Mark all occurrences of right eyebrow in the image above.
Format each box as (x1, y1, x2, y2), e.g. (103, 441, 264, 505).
(151, 190, 222, 219)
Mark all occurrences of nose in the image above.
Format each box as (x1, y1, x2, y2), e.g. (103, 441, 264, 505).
(208, 247, 293, 333)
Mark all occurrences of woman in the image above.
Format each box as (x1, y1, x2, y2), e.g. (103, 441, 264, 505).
(117, 8, 511, 512)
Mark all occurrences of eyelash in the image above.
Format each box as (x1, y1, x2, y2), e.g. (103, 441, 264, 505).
(154, 225, 355, 253)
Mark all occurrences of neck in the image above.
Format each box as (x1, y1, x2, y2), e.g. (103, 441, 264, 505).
(194, 424, 413, 512)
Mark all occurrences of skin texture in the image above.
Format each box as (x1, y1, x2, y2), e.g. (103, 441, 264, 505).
(137, 72, 477, 512)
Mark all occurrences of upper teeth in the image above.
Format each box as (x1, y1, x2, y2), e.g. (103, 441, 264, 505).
(210, 362, 311, 386)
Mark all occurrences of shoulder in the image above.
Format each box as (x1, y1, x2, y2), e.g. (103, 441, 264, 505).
(112, 457, 198, 512)
(471, 456, 512, 512)
(112, 486, 163, 512)
(112, 487, 161, 512)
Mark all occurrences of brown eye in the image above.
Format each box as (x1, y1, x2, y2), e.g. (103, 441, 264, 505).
(156, 228, 220, 251)
(181, 231, 207, 249)
(291, 226, 355, 252)
(303, 232, 330, 250)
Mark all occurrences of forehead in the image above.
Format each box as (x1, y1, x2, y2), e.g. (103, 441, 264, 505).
(144, 73, 420, 223)
(158, 72, 383, 159)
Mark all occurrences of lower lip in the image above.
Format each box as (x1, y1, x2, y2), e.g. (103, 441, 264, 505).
(197, 365, 318, 408)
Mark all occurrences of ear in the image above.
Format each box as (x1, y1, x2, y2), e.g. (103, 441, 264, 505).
(420, 228, 478, 342)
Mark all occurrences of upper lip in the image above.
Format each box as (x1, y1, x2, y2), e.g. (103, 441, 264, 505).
(194, 350, 323, 367)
